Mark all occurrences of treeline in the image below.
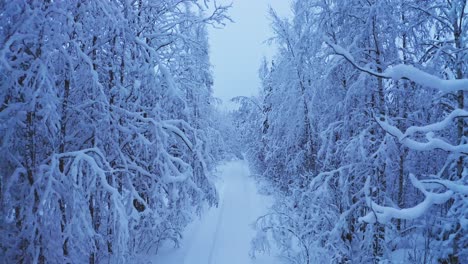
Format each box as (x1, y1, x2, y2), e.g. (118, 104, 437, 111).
(235, 0, 467, 263)
(0, 0, 229, 263)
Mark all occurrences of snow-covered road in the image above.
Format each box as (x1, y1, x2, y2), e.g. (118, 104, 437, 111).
(150, 160, 279, 264)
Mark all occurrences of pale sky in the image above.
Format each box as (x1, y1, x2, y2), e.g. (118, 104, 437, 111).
(208, 0, 292, 110)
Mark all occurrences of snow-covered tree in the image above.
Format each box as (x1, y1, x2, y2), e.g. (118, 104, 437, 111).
(249, 0, 467, 263)
(0, 1, 230, 262)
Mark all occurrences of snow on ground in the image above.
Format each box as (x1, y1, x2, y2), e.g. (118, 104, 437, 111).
(147, 159, 280, 264)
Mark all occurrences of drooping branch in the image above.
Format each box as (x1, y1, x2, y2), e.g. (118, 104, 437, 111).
(231, 96, 263, 112)
(375, 111, 468, 155)
(359, 174, 455, 224)
(325, 40, 468, 92)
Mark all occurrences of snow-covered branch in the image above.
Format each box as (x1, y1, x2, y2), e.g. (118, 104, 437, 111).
(363, 109, 468, 224)
(201, 1, 233, 28)
(359, 174, 457, 224)
(326, 41, 468, 92)
(375, 110, 468, 155)
(231, 96, 263, 112)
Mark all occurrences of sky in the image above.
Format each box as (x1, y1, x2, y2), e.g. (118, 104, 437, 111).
(208, 0, 292, 110)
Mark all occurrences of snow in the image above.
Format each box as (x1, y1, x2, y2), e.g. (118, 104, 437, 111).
(376, 114, 468, 155)
(327, 41, 468, 93)
(145, 159, 281, 264)
(404, 109, 468, 136)
(360, 174, 454, 224)
(384, 64, 468, 92)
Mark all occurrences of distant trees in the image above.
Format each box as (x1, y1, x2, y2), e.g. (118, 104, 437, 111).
(245, 0, 467, 263)
(0, 0, 229, 263)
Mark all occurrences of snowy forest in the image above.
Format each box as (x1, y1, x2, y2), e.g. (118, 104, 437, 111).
(0, 0, 467, 264)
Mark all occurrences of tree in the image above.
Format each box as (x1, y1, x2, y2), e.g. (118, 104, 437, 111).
(0, 0, 230, 262)
(249, 0, 467, 263)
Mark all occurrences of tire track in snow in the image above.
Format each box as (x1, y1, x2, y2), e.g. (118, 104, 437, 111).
(181, 177, 226, 264)
(207, 181, 227, 264)
(154, 160, 280, 264)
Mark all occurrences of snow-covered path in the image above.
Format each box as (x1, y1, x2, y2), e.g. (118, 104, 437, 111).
(150, 160, 279, 264)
